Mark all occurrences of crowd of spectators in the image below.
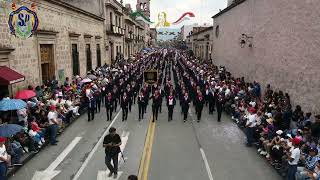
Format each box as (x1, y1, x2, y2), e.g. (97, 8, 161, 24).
(173, 50, 320, 180)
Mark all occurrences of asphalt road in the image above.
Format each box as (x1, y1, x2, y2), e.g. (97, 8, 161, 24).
(10, 99, 282, 180)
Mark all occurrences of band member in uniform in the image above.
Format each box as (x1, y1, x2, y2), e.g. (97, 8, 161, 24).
(208, 88, 215, 114)
(138, 91, 145, 121)
(113, 86, 118, 112)
(105, 92, 113, 121)
(121, 92, 129, 121)
(151, 90, 161, 122)
(167, 92, 176, 121)
(103, 127, 122, 179)
(95, 88, 102, 113)
(181, 92, 191, 122)
(216, 93, 224, 122)
(195, 91, 205, 122)
(87, 93, 96, 121)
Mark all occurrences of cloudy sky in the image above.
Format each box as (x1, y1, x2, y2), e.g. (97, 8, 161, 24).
(123, 0, 228, 28)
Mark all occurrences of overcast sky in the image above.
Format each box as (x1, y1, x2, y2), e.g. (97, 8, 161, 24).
(123, 0, 227, 28)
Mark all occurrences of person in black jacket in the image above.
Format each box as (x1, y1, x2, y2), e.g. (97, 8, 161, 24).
(105, 92, 113, 121)
(216, 92, 225, 122)
(121, 92, 129, 121)
(87, 93, 96, 121)
(181, 92, 191, 122)
(151, 90, 161, 122)
(167, 92, 176, 121)
(103, 127, 121, 179)
(113, 86, 118, 112)
(208, 88, 215, 114)
(137, 91, 145, 121)
(195, 92, 205, 122)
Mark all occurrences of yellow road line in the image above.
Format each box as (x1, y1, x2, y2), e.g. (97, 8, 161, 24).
(138, 116, 156, 180)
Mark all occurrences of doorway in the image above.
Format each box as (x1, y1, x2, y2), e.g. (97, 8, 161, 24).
(40, 44, 55, 83)
(86, 44, 92, 72)
(96, 44, 101, 67)
(72, 44, 79, 76)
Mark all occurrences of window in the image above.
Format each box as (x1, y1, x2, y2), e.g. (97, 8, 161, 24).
(72, 44, 79, 76)
(215, 25, 220, 38)
(96, 44, 101, 67)
(86, 44, 92, 71)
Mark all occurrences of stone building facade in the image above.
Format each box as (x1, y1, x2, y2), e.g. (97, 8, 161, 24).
(186, 26, 213, 61)
(212, 0, 320, 113)
(0, 0, 105, 95)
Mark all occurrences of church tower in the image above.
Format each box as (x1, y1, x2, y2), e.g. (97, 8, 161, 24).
(136, 0, 150, 18)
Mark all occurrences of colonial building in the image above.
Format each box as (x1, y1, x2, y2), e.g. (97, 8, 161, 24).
(212, 0, 320, 112)
(186, 26, 213, 61)
(123, 4, 145, 59)
(105, 0, 125, 63)
(0, 0, 105, 96)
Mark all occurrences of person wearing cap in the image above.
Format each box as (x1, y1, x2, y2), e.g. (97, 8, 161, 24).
(103, 127, 122, 179)
(296, 147, 319, 179)
(287, 137, 301, 180)
(0, 137, 10, 180)
(47, 105, 59, 145)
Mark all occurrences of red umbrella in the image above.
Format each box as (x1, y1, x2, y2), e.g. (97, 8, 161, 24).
(15, 90, 36, 100)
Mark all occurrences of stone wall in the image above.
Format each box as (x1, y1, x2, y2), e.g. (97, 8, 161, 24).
(212, 0, 320, 113)
(0, 0, 105, 93)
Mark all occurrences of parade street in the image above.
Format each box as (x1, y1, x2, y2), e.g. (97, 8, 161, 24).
(9, 99, 281, 180)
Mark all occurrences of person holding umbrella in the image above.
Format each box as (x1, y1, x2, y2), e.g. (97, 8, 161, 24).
(0, 137, 11, 180)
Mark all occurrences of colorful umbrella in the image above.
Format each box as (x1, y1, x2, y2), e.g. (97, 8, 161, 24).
(15, 90, 36, 99)
(86, 74, 97, 80)
(0, 124, 23, 137)
(0, 98, 27, 111)
(81, 78, 92, 84)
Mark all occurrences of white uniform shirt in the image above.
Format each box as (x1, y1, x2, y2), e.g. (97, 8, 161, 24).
(289, 147, 301, 165)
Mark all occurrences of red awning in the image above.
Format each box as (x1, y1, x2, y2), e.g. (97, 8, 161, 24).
(0, 66, 25, 85)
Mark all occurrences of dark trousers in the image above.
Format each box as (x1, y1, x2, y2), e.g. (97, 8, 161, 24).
(183, 107, 189, 120)
(287, 164, 297, 180)
(49, 124, 58, 145)
(138, 104, 144, 119)
(209, 102, 215, 113)
(168, 105, 174, 121)
(0, 162, 7, 180)
(122, 107, 128, 121)
(217, 108, 222, 122)
(106, 107, 113, 121)
(152, 105, 159, 122)
(129, 101, 132, 112)
(245, 127, 255, 146)
(96, 99, 101, 113)
(159, 102, 162, 113)
(105, 154, 119, 174)
(196, 108, 203, 121)
(88, 107, 95, 121)
(114, 100, 118, 112)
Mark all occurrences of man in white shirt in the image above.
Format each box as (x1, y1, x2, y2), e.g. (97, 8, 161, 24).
(0, 137, 10, 180)
(48, 105, 59, 145)
(245, 108, 257, 147)
(287, 138, 301, 180)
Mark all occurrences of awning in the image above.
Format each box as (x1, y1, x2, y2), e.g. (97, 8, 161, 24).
(0, 66, 25, 85)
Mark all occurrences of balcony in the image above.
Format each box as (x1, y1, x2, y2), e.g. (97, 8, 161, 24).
(106, 24, 124, 36)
